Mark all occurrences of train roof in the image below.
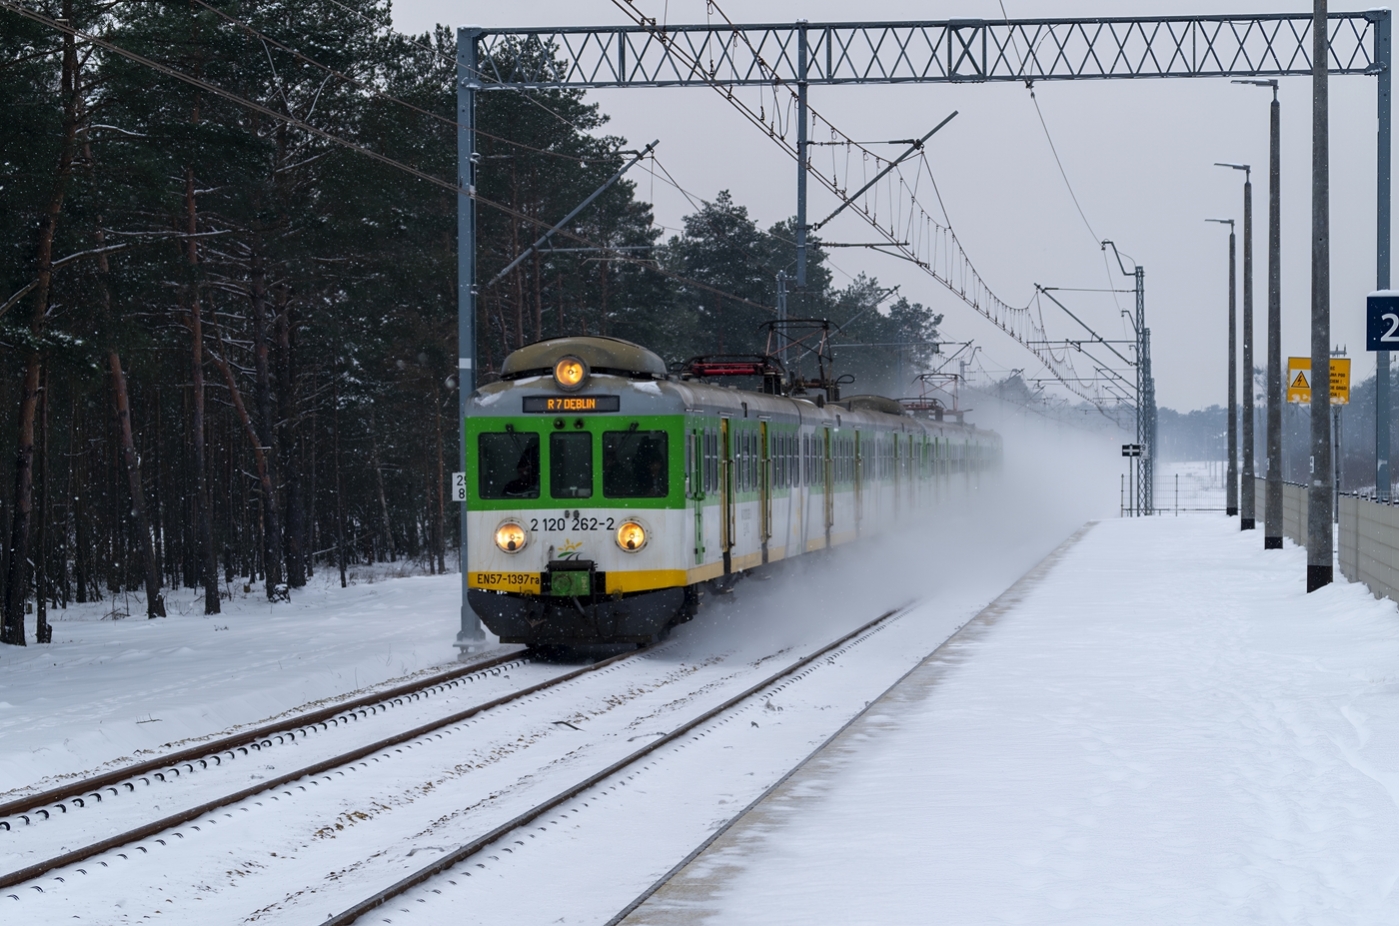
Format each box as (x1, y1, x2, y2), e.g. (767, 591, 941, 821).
(479, 338, 994, 443)
(500, 336, 667, 380)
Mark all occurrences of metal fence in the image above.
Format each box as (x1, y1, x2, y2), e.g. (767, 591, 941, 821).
(1273, 476, 1399, 604)
(1336, 493, 1399, 603)
(1253, 476, 1308, 548)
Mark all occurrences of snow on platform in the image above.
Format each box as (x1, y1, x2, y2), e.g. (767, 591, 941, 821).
(623, 516, 1399, 925)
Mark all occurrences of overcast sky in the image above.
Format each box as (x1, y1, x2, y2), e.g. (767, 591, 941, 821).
(390, 0, 1386, 412)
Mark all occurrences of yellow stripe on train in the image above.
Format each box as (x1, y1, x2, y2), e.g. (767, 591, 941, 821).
(471, 569, 700, 595)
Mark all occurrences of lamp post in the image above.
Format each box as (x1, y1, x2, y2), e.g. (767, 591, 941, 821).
(1207, 217, 1238, 518)
(1217, 162, 1255, 529)
(1235, 79, 1284, 549)
(1307, 0, 1333, 591)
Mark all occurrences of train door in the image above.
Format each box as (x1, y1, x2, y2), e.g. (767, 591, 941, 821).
(720, 417, 734, 575)
(889, 436, 900, 523)
(823, 427, 834, 547)
(689, 426, 706, 566)
(853, 431, 863, 530)
(759, 421, 771, 563)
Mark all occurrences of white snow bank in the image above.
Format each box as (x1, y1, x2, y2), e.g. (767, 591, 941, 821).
(633, 516, 1399, 925)
(0, 569, 488, 796)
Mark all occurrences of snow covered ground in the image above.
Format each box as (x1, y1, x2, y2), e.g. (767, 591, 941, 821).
(0, 566, 491, 797)
(625, 514, 1399, 925)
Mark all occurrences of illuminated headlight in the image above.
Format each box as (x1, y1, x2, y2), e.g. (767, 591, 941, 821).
(553, 356, 589, 392)
(494, 521, 528, 553)
(616, 520, 647, 552)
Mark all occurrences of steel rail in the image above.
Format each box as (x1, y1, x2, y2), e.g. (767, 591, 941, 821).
(0, 645, 652, 891)
(323, 603, 912, 925)
(0, 649, 527, 824)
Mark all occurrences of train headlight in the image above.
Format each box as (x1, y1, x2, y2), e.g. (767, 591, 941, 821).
(616, 520, 647, 552)
(494, 521, 528, 553)
(553, 356, 589, 392)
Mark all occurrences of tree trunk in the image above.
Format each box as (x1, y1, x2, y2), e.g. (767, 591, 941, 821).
(333, 369, 347, 588)
(275, 291, 305, 587)
(209, 347, 285, 600)
(185, 167, 221, 615)
(109, 351, 166, 618)
(35, 363, 51, 644)
(369, 410, 395, 562)
(73, 400, 89, 605)
(248, 244, 285, 595)
(4, 5, 80, 645)
(306, 369, 316, 579)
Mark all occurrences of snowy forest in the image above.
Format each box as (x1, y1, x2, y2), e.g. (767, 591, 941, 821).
(0, 1, 942, 644)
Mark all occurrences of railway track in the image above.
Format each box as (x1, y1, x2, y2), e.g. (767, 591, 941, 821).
(0, 643, 658, 890)
(0, 600, 918, 921)
(0, 648, 531, 828)
(321, 603, 912, 925)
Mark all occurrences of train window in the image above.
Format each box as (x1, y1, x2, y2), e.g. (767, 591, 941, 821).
(745, 431, 754, 492)
(686, 432, 695, 492)
(734, 431, 743, 492)
(709, 429, 718, 493)
(479, 432, 539, 499)
(749, 431, 757, 490)
(713, 429, 720, 492)
(603, 430, 669, 498)
(700, 430, 708, 493)
(744, 433, 755, 497)
(550, 432, 593, 499)
(739, 431, 748, 492)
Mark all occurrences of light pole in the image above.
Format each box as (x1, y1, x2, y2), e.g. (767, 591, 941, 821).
(1217, 162, 1255, 529)
(1207, 217, 1238, 518)
(1236, 79, 1284, 550)
(1308, 0, 1333, 592)
(456, 29, 487, 650)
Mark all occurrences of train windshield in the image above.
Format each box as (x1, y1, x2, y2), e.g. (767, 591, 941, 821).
(603, 430, 669, 498)
(550, 432, 593, 499)
(478, 432, 539, 499)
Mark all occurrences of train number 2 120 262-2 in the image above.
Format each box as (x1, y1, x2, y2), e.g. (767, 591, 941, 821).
(530, 516, 614, 532)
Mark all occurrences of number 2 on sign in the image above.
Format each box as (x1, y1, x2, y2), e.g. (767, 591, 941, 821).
(1384, 312, 1399, 343)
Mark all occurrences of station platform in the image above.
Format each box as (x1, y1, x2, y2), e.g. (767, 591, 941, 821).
(621, 516, 1399, 924)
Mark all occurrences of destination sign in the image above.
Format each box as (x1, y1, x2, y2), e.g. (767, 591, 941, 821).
(522, 395, 620, 413)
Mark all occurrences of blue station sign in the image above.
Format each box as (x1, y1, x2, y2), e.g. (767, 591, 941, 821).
(1367, 291, 1399, 351)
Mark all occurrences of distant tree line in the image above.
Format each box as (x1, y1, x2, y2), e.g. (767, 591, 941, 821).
(0, 0, 940, 645)
(1157, 367, 1399, 493)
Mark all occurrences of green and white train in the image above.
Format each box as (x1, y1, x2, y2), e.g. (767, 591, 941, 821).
(465, 336, 1000, 645)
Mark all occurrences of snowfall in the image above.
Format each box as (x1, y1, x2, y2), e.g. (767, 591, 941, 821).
(3, 457, 1399, 923)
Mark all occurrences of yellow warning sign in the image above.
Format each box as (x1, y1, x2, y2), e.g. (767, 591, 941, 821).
(1286, 356, 1351, 405)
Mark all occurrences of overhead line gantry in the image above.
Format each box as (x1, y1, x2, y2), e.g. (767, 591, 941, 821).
(455, 10, 1392, 643)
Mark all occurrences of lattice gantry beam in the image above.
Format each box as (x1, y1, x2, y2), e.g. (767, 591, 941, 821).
(472, 12, 1383, 89)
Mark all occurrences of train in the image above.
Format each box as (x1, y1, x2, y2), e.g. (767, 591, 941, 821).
(463, 335, 1001, 645)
